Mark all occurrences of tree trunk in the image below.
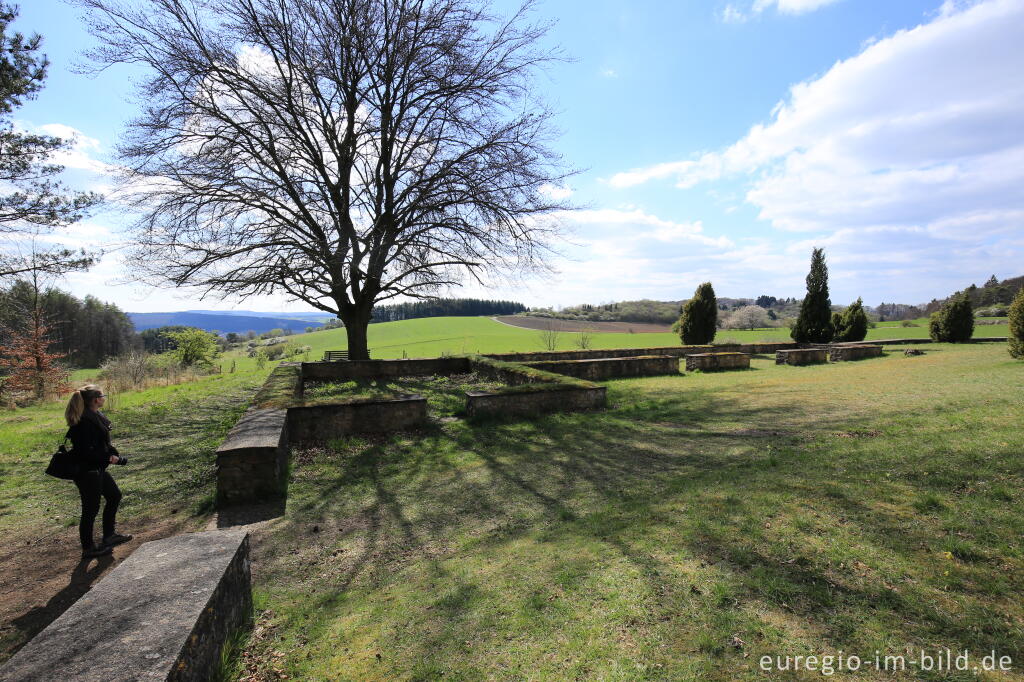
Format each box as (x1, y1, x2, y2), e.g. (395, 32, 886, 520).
(340, 307, 373, 361)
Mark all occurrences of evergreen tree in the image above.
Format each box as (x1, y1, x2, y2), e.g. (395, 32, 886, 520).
(0, 4, 101, 278)
(678, 282, 717, 345)
(929, 293, 974, 342)
(791, 248, 834, 343)
(1007, 286, 1024, 359)
(834, 298, 868, 342)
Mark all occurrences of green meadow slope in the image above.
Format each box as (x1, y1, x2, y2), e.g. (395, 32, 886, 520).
(293, 316, 1010, 359)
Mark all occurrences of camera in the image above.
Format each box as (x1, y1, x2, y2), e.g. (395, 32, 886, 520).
(115, 456, 128, 465)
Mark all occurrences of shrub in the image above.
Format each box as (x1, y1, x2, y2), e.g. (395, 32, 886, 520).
(791, 248, 834, 343)
(1008, 287, 1024, 358)
(678, 282, 717, 344)
(833, 298, 868, 342)
(901, 320, 919, 328)
(929, 294, 974, 342)
(166, 328, 220, 366)
(99, 350, 157, 391)
(976, 305, 1009, 318)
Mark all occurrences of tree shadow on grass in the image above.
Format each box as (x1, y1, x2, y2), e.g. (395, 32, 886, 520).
(255, 382, 1024, 675)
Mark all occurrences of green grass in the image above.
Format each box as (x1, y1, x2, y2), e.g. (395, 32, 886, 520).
(267, 316, 1012, 360)
(226, 343, 1024, 680)
(304, 374, 508, 416)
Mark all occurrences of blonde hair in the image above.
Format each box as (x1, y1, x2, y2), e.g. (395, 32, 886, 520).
(65, 385, 104, 427)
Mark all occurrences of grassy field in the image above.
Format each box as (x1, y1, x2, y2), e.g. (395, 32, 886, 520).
(237, 316, 1011, 361)
(220, 342, 1023, 681)
(1, 319, 1019, 677)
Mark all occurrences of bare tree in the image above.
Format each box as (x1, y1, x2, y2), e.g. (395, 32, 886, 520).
(573, 328, 593, 350)
(538, 321, 560, 351)
(78, 0, 571, 359)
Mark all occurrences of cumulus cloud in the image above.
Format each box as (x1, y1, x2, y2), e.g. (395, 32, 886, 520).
(615, 0, 1024, 245)
(25, 123, 115, 175)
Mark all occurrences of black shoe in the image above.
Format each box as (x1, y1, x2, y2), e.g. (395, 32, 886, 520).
(82, 544, 113, 559)
(102, 533, 133, 548)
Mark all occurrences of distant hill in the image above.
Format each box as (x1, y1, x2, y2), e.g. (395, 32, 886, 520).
(184, 309, 332, 322)
(128, 311, 325, 335)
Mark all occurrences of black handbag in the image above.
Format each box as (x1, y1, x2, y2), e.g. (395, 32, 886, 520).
(45, 431, 80, 480)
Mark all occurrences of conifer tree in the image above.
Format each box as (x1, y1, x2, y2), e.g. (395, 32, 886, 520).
(834, 298, 868, 342)
(678, 282, 717, 345)
(929, 293, 974, 342)
(1007, 286, 1024, 359)
(791, 248, 834, 343)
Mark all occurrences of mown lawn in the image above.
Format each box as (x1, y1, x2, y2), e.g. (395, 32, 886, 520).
(226, 343, 1024, 681)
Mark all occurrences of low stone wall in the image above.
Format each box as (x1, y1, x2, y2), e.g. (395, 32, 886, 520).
(776, 348, 828, 365)
(685, 352, 751, 371)
(829, 344, 883, 361)
(0, 529, 251, 682)
(485, 342, 796, 363)
(216, 407, 289, 506)
(289, 396, 428, 441)
(466, 385, 607, 419)
(523, 355, 680, 380)
(303, 357, 471, 382)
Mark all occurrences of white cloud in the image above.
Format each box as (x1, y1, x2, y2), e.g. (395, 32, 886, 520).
(599, 68, 619, 78)
(614, 0, 1024, 243)
(27, 123, 115, 175)
(753, 0, 843, 15)
(539, 183, 573, 200)
(720, 4, 748, 23)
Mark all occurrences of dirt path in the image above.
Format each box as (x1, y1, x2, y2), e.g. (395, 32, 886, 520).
(0, 514, 202, 663)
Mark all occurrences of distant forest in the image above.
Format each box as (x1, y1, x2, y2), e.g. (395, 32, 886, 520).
(0, 281, 138, 368)
(370, 298, 527, 323)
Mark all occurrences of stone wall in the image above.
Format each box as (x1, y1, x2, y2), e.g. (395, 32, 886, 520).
(522, 355, 680, 380)
(776, 349, 828, 365)
(685, 352, 751, 371)
(216, 407, 289, 506)
(829, 344, 884, 361)
(485, 342, 796, 363)
(288, 396, 428, 442)
(0, 530, 251, 682)
(466, 385, 607, 419)
(303, 357, 471, 382)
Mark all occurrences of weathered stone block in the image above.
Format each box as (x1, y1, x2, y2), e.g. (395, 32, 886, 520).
(216, 407, 288, 506)
(829, 344, 883, 361)
(302, 357, 471, 381)
(775, 349, 828, 365)
(523, 355, 680, 380)
(465, 386, 606, 418)
(0, 530, 251, 682)
(685, 352, 751, 371)
(288, 396, 427, 441)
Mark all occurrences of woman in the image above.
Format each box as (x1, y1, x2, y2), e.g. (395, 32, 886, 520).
(65, 385, 133, 559)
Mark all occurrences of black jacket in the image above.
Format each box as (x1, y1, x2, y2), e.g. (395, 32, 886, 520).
(68, 410, 118, 471)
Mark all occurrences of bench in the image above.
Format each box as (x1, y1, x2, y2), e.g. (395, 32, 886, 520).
(322, 350, 372, 362)
(0, 529, 251, 682)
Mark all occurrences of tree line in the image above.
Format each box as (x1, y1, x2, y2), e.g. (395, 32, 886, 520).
(370, 298, 527, 323)
(0, 280, 136, 368)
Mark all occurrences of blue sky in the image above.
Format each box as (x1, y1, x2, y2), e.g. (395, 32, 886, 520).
(8, 0, 1023, 312)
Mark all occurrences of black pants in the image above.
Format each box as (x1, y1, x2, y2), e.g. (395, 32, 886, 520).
(74, 470, 122, 549)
